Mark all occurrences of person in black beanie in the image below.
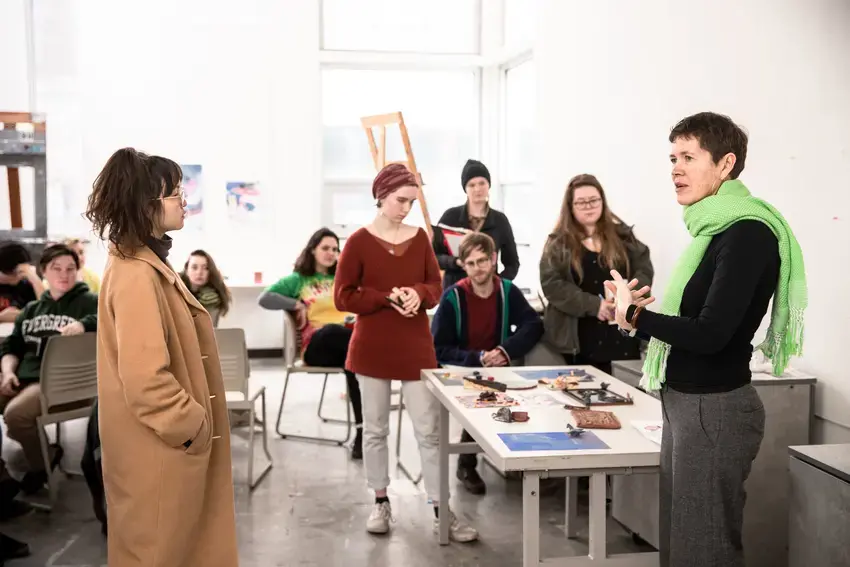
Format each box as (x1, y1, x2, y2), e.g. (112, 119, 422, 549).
(432, 159, 520, 292)
(431, 159, 520, 494)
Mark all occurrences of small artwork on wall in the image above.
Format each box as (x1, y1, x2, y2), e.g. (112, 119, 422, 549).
(225, 181, 260, 221)
(180, 164, 204, 217)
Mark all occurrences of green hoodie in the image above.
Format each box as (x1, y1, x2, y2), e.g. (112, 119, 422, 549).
(0, 282, 98, 383)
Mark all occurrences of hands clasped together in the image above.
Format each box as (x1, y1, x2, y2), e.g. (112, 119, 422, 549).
(604, 270, 656, 331)
(387, 287, 422, 318)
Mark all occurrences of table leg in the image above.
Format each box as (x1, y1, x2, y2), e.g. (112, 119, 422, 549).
(438, 403, 450, 545)
(523, 471, 541, 567)
(588, 472, 608, 560)
(564, 476, 579, 539)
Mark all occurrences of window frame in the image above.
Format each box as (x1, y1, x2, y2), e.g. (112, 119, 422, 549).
(319, 63, 484, 232)
(318, 0, 484, 56)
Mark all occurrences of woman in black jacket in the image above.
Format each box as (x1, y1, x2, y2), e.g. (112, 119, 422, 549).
(539, 173, 653, 375)
(432, 159, 520, 289)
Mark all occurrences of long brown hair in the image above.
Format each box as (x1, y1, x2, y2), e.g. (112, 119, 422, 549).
(85, 147, 182, 255)
(293, 228, 339, 277)
(547, 174, 629, 282)
(180, 250, 232, 316)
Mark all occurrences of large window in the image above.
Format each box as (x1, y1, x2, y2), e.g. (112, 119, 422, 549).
(503, 0, 537, 51)
(322, 68, 479, 232)
(321, 0, 481, 54)
(500, 58, 538, 288)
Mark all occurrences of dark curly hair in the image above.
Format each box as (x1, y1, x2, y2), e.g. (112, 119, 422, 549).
(293, 228, 340, 277)
(85, 147, 182, 255)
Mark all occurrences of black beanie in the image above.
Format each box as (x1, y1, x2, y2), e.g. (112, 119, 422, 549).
(461, 159, 490, 191)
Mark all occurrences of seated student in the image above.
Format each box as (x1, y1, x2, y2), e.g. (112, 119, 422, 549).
(180, 249, 232, 327)
(0, 242, 44, 323)
(0, 244, 98, 494)
(258, 228, 363, 459)
(431, 232, 543, 494)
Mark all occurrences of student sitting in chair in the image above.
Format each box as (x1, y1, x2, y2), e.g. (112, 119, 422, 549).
(0, 241, 44, 323)
(258, 228, 363, 459)
(0, 243, 98, 495)
(431, 232, 543, 494)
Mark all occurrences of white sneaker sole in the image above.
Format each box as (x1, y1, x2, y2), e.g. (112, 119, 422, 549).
(367, 523, 390, 535)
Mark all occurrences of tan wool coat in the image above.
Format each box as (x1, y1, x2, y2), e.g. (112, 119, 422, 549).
(97, 245, 238, 567)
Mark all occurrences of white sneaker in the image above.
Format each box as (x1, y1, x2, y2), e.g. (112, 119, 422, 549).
(366, 501, 393, 534)
(433, 511, 479, 543)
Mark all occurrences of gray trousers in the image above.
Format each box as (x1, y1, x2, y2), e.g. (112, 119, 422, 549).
(660, 384, 765, 567)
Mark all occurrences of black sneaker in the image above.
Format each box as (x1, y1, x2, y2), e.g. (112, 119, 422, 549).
(350, 429, 363, 460)
(0, 532, 30, 561)
(456, 466, 486, 495)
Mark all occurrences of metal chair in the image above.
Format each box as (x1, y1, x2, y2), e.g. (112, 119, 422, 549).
(216, 328, 273, 490)
(275, 312, 352, 445)
(36, 333, 99, 508)
(394, 388, 423, 484)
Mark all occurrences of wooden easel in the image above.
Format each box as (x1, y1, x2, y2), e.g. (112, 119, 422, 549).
(360, 112, 433, 240)
(0, 112, 44, 229)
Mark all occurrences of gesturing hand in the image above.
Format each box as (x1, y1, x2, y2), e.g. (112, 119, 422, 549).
(597, 298, 615, 321)
(604, 270, 655, 330)
(396, 287, 422, 315)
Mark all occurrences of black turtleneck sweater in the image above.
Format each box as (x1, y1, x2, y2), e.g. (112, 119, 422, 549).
(145, 235, 173, 264)
(635, 220, 780, 394)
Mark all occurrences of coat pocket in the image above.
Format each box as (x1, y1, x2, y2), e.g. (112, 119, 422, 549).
(184, 412, 212, 455)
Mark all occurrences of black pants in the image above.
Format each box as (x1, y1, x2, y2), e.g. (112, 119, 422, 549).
(303, 324, 362, 425)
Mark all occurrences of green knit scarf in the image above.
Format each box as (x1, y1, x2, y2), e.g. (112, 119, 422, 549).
(640, 179, 807, 391)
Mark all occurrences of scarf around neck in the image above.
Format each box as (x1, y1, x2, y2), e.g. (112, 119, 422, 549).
(640, 179, 807, 391)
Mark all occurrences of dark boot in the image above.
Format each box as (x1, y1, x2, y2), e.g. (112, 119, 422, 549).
(350, 427, 363, 460)
(456, 463, 486, 495)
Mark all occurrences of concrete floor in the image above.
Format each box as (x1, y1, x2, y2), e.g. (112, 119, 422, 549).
(1, 359, 651, 566)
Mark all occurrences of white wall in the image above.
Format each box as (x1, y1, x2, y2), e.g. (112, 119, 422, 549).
(14, 0, 322, 347)
(0, 0, 30, 111)
(538, 0, 850, 442)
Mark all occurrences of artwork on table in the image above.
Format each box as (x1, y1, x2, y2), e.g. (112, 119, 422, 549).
(498, 431, 610, 452)
(514, 391, 564, 408)
(512, 368, 594, 382)
(180, 165, 203, 228)
(225, 181, 261, 221)
(564, 384, 634, 407)
(631, 420, 663, 445)
(455, 392, 519, 409)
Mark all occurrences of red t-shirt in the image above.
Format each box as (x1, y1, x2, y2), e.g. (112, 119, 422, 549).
(457, 278, 499, 353)
(333, 227, 442, 380)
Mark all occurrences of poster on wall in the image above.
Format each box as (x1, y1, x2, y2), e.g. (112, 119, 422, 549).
(180, 164, 204, 230)
(225, 181, 261, 223)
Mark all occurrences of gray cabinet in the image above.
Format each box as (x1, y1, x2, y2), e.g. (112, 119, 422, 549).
(788, 445, 850, 567)
(610, 360, 815, 567)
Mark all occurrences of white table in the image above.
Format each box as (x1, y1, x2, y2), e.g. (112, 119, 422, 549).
(422, 365, 662, 567)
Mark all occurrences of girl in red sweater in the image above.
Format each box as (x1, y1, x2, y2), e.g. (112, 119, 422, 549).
(334, 163, 478, 542)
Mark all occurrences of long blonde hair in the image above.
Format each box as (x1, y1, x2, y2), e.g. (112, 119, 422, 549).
(546, 174, 630, 282)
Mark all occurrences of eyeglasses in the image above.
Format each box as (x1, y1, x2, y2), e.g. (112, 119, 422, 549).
(153, 188, 185, 202)
(463, 257, 492, 270)
(573, 198, 602, 210)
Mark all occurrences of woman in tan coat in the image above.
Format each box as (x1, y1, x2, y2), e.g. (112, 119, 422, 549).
(85, 148, 238, 567)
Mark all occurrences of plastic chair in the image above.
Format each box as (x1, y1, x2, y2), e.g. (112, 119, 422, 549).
(36, 333, 99, 508)
(275, 312, 352, 446)
(216, 328, 272, 490)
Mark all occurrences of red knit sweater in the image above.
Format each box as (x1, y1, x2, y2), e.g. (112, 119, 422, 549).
(334, 227, 442, 380)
